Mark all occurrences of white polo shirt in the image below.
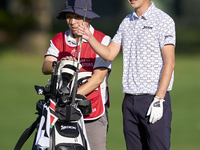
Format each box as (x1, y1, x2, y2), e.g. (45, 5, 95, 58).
(112, 2, 176, 94)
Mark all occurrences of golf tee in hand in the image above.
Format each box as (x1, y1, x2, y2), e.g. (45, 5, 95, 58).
(147, 96, 165, 124)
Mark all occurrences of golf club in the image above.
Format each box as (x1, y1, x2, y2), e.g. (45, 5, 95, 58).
(71, 0, 88, 105)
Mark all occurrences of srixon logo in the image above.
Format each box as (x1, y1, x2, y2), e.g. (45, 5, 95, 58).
(142, 26, 153, 29)
(61, 125, 76, 130)
(153, 101, 160, 107)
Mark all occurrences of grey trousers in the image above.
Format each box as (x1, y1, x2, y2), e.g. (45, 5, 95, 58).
(84, 108, 108, 150)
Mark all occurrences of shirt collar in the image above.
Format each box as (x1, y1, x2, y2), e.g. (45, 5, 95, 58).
(132, 2, 155, 20)
(66, 24, 94, 46)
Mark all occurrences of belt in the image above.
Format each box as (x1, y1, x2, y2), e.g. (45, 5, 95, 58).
(126, 93, 155, 96)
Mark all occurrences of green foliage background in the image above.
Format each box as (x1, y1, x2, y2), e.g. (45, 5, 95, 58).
(0, 1, 200, 149)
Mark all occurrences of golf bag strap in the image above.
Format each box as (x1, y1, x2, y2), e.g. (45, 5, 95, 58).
(14, 116, 40, 150)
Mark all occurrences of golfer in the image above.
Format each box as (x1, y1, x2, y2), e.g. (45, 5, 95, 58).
(42, 0, 112, 150)
(78, 0, 175, 149)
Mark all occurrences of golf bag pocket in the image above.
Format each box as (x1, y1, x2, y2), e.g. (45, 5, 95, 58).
(51, 120, 87, 150)
(76, 94, 92, 115)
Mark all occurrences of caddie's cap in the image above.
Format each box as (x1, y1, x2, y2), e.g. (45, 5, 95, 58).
(57, 0, 100, 20)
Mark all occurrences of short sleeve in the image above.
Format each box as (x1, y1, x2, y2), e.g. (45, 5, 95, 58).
(45, 40, 59, 58)
(45, 32, 65, 58)
(159, 17, 176, 48)
(93, 35, 112, 71)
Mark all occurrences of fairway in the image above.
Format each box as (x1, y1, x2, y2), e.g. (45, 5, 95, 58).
(0, 51, 200, 150)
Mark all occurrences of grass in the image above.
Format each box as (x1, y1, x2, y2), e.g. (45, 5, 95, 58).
(0, 50, 200, 150)
(170, 55, 200, 150)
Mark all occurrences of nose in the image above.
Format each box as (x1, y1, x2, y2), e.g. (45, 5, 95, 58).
(70, 18, 76, 24)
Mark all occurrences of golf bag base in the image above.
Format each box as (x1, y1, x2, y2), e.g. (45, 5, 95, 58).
(55, 144, 84, 150)
(32, 99, 90, 150)
(49, 120, 87, 150)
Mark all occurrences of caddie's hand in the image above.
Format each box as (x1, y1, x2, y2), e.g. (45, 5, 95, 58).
(77, 23, 92, 41)
(61, 56, 77, 62)
(147, 96, 165, 124)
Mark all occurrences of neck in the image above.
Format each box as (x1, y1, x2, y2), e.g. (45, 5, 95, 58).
(135, 1, 151, 17)
(72, 34, 79, 43)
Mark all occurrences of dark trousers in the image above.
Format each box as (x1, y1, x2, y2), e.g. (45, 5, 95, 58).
(122, 92, 172, 150)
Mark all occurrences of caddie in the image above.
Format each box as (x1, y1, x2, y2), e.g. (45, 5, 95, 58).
(42, 0, 112, 150)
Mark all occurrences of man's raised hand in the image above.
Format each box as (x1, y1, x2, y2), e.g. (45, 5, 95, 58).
(77, 23, 92, 41)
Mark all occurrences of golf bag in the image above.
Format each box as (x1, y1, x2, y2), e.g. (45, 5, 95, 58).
(14, 60, 92, 150)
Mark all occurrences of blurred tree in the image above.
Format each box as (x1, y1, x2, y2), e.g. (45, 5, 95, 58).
(0, 0, 6, 9)
(0, 0, 36, 46)
(91, 0, 131, 37)
(18, 0, 52, 54)
(0, 0, 52, 54)
(0, 0, 199, 55)
(174, 0, 182, 16)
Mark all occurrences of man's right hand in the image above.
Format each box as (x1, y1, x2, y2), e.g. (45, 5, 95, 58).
(77, 23, 92, 41)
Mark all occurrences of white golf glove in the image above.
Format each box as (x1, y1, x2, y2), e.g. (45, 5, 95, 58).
(147, 96, 165, 124)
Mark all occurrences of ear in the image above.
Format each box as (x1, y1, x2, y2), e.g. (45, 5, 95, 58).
(85, 18, 92, 23)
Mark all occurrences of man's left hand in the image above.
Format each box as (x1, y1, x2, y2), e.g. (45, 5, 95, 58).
(147, 96, 165, 124)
